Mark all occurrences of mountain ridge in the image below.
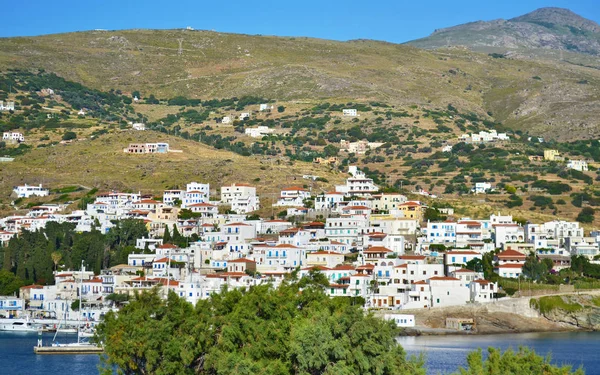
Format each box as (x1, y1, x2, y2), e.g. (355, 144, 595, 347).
(409, 7, 600, 56)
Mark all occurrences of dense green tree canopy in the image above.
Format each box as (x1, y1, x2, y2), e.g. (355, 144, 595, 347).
(96, 274, 585, 375)
(97, 276, 425, 375)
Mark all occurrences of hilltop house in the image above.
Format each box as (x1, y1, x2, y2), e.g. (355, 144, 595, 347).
(2, 132, 24, 143)
(13, 184, 49, 198)
(124, 143, 169, 154)
(0, 101, 15, 111)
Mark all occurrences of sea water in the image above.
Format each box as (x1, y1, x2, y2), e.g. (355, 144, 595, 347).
(399, 331, 600, 374)
(0, 332, 100, 374)
(2, 330, 599, 374)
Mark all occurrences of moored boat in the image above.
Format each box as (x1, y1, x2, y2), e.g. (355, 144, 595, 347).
(0, 317, 38, 332)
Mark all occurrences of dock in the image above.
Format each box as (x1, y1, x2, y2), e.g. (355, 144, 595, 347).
(33, 345, 103, 355)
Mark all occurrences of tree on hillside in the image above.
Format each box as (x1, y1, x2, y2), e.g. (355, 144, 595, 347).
(0, 270, 24, 295)
(62, 131, 77, 141)
(577, 207, 595, 223)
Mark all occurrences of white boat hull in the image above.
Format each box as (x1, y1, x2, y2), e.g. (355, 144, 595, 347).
(0, 319, 38, 332)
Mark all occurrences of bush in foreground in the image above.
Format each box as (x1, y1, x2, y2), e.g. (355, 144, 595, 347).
(96, 275, 584, 375)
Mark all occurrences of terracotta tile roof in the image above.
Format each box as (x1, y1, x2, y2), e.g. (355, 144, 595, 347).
(356, 264, 375, 270)
(225, 222, 251, 226)
(497, 249, 526, 258)
(429, 276, 460, 281)
(332, 265, 355, 271)
(364, 246, 392, 253)
(399, 255, 426, 260)
(20, 284, 44, 290)
(452, 268, 476, 273)
(228, 258, 256, 263)
(309, 251, 343, 256)
(495, 263, 524, 269)
(188, 203, 216, 207)
(282, 186, 307, 191)
(158, 244, 178, 249)
(458, 221, 482, 226)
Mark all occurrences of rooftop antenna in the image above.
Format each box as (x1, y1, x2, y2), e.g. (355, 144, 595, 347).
(177, 39, 184, 56)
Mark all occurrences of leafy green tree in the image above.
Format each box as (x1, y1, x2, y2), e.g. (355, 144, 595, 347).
(577, 207, 595, 223)
(522, 254, 550, 281)
(62, 131, 77, 141)
(465, 258, 484, 273)
(97, 280, 425, 375)
(0, 270, 24, 295)
(323, 144, 339, 157)
(277, 105, 285, 113)
(453, 347, 583, 375)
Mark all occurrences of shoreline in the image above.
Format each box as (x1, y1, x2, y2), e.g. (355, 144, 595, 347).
(399, 325, 587, 337)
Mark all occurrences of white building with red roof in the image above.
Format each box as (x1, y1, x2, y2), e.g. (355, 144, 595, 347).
(187, 202, 218, 218)
(227, 258, 257, 274)
(455, 220, 484, 248)
(494, 248, 527, 278)
(273, 186, 311, 207)
(362, 232, 405, 255)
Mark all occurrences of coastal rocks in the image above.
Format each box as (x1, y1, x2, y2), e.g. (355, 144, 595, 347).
(530, 294, 600, 330)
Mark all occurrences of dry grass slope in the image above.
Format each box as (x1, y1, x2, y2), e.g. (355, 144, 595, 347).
(0, 30, 599, 140)
(0, 131, 344, 206)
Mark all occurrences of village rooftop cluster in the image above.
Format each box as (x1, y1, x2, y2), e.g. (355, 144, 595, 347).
(1, 165, 598, 327)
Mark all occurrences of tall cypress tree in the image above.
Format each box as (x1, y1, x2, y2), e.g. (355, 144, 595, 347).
(162, 225, 171, 244)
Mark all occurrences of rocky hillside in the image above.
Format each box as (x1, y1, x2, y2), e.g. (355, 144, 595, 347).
(530, 294, 600, 330)
(0, 29, 600, 140)
(408, 8, 600, 57)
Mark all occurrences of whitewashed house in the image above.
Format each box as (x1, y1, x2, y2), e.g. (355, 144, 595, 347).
(2, 132, 24, 143)
(471, 182, 493, 194)
(567, 160, 588, 171)
(13, 184, 50, 198)
(274, 187, 311, 207)
(245, 126, 274, 138)
(221, 184, 260, 214)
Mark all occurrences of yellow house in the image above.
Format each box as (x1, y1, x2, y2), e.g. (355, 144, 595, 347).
(398, 201, 426, 221)
(543, 149, 560, 161)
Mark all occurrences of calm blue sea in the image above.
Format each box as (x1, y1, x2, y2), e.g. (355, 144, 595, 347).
(399, 331, 600, 374)
(1, 331, 598, 374)
(0, 332, 101, 375)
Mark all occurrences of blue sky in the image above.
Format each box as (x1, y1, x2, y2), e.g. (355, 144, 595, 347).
(2, 1, 598, 42)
